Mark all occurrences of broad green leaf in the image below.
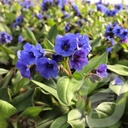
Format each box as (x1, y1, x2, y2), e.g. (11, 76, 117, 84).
(80, 52, 108, 74)
(0, 100, 17, 118)
(32, 80, 65, 106)
(0, 100, 17, 128)
(67, 109, 85, 128)
(109, 81, 128, 96)
(21, 27, 38, 45)
(57, 73, 84, 105)
(42, 38, 54, 50)
(20, 106, 42, 118)
(46, 25, 58, 43)
(12, 89, 34, 112)
(0, 23, 11, 34)
(0, 68, 8, 75)
(107, 64, 128, 76)
(0, 88, 12, 102)
(50, 116, 69, 128)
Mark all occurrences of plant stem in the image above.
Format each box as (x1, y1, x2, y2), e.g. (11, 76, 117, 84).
(65, 58, 72, 78)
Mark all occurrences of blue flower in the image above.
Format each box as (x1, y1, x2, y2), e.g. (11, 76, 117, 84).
(114, 77, 123, 85)
(37, 13, 43, 20)
(120, 29, 128, 39)
(0, 31, 13, 44)
(19, 43, 36, 65)
(15, 15, 23, 25)
(105, 10, 118, 17)
(106, 47, 112, 53)
(76, 33, 92, 53)
(115, 4, 123, 11)
(54, 33, 77, 57)
(20, 0, 34, 9)
(33, 43, 45, 59)
(16, 59, 31, 79)
(41, 0, 53, 11)
(69, 49, 88, 70)
(112, 24, 122, 37)
(96, 4, 107, 13)
(52, 54, 63, 62)
(18, 36, 24, 43)
(36, 58, 58, 79)
(65, 22, 71, 33)
(72, 4, 81, 16)
(96, 64, 108, 78)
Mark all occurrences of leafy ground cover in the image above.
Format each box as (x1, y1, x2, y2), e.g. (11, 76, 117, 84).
(0, 0, 128, 128)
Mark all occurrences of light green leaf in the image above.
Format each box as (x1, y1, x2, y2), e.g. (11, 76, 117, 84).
(68, 109, 85, 128)
(20, 106, 42, 118)
(32, 80, 65, 106)
(107, 64, 128, 76)
(21, 27, 38, 45)
(57, 73, 84, 105)
(109, 81, 128, 96)
(50, 116, 69, 128)
(42, 38, 54, 50)
(80, 52, 108, 74)
(0, 68, 8, 75)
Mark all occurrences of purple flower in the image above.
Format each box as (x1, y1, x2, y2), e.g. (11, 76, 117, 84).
(114, 77, 123, 85)
(120, 29, 128, 39)
(37, 13, 43, 20)
(36, 58, 58, 79)
(104, 24, 114, 39)
(96, 64, 108, 78)
(69, 49, 88, 70)
(75, 33, 92, 53)
(65, 22, 71, 33)
(15, 15, 23, 25)
(16, 60, 31, 79)
(106, 47, 112, 53)
(54, 33, 77, 57)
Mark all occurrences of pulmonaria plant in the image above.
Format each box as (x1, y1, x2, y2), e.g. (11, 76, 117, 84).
(16, 33, 108, 81)
(0, 31, 13, 44)
(13, 15, 23, 28)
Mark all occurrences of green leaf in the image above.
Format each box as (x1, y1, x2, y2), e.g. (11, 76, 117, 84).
(0, 68, 8, 75)
(80, 52, 108, 74)
(107, 64, 128, 76)
(57, 73, 84, 105)
(67, 109, 85, 128)
(109, 81, 128, 96)
(46, 25, 58, 43)
(32, 80, 65, 106)
(0, 100, 17, 128)
(50, 116, 69, 128)
(21, 27, 38, 45)
(0, 100, 17, 119)
(0, 23, 11, 34)
(42, 38, 54, 50)
(12, 89, 34, 112)
(20, 106, 42, 118)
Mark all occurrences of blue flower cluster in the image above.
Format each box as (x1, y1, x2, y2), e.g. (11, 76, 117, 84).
(0, 31, 13, 44)
(16, 43, 58, 79)
(16, 33, 91, 79)
(104, 22, 128, 43)
(96, 3, 123, 17)
(54, 33, 91, 70)
(19, 0, 34, 9)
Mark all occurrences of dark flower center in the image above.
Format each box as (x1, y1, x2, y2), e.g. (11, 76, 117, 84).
(29, 52, 35, 57)
(62, 41, 70, 51)
(47, 63, 53, 69)
(74, 55, 80, 61)
(123, 31, 127, 35)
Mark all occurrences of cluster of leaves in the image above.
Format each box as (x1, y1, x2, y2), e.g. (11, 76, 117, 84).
(0, 0, 128, 128)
